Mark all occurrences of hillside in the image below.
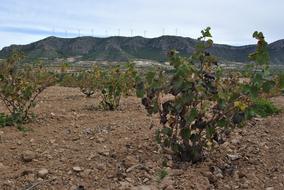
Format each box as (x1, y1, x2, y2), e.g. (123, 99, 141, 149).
(0, 36, 284, 64)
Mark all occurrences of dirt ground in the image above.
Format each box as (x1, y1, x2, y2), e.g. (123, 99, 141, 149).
(0, 86, 283, 190)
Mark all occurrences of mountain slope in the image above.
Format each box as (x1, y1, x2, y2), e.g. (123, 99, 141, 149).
(0, 36, 284, 64)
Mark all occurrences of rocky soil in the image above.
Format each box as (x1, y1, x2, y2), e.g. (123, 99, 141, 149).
(0, 86, 283, 190)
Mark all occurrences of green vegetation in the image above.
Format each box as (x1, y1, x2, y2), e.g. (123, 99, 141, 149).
(246, 98, 280, 118)
(77, 68, 99, 97)
(96, 63, 137, 110)
(136, 28, 281, 162)
(58, 73, 79, 88)
(157, 168, 168, 181)
(0, 113, 14, 127)
(0, 51, 55, 127)
(62, 63, 138, 110)
(276, 72, 284, 95)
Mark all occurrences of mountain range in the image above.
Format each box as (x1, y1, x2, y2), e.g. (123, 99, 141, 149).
(0, 36, 284, 64)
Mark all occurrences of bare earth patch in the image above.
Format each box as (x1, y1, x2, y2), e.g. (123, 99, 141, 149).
(0, 86, 283, 190)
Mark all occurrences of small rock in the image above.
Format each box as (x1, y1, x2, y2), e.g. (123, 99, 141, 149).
(227, 154, 241, 161)
(266, 187, 274, 190)
(38, 168, 49, 178)
(0, 162, 7, 169)
(254, 117, 263, 122)
(162, 148, 175, 155)
(212, 166, 223, 179)
(215, 173, 224, 179)
(202, 171, 213, 178)
(143, 178, 150, 183)
(22, 150, 36, 162)
(126, 177, 135, 184)
(223, 184, 231, 190)
(73, 166, 83, 172)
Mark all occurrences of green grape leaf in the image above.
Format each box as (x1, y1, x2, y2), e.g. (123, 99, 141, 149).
(180, 128, 191, 141)
(185, 108, 198, 124)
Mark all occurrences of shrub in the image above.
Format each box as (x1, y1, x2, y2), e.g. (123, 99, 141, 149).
(242, 32, 281, 116)
(136, 28, 279, 163)
(77, 67, 102, 97)
(0, 51, 56, 126)
(243, 31, 277, 98)
(99, 63, 137, 110)
(59, 63, 137, 109)
(137, 27, 250, 162)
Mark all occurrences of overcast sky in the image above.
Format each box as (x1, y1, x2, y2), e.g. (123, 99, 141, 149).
(0, 0, 283, 49)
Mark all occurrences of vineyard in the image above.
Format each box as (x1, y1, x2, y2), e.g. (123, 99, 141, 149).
(0, 29, 283, 190)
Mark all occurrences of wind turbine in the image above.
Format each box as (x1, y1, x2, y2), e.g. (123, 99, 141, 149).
(131, 29, 133, 37)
